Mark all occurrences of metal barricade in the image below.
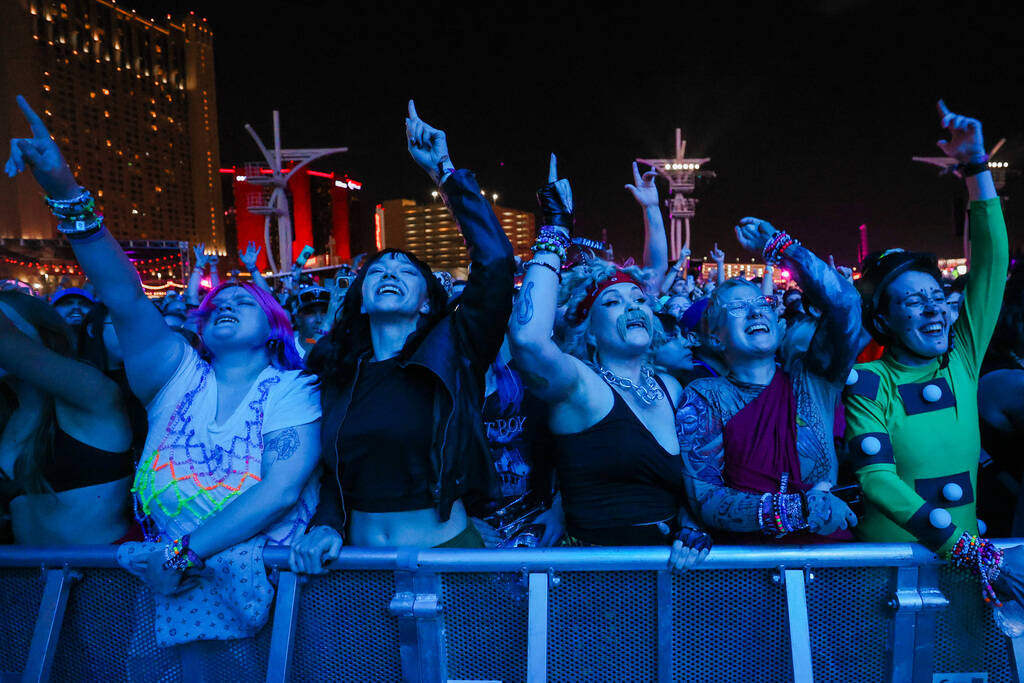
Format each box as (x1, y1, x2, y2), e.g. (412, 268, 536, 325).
(1, 542, 1023, 683)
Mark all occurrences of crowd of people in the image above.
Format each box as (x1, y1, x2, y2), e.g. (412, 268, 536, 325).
(2, 94, 1024, 649)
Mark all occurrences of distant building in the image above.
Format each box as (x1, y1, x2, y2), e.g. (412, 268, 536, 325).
(0, 0, 225, 252)
(375, 196, 535, 273)
(223, 165, 362, 272)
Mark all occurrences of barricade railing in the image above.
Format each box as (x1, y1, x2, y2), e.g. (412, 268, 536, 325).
(2, 541, 1023, 683)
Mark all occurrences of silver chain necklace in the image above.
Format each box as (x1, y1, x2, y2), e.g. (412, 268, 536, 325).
(589, 362, 665, 407)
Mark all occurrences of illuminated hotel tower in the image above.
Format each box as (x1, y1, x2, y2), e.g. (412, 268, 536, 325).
(0, 0, 225, 253)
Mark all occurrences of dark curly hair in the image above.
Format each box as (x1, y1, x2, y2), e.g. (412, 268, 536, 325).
(307, 249, 449, 384)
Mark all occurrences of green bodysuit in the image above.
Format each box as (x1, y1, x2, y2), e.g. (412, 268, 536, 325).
(843, 198, 1008, 554)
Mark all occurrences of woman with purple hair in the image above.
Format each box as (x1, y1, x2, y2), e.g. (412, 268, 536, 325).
(6, 95, 321, 648)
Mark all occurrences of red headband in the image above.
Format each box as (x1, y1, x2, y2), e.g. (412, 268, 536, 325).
(574, 270, 645, 322)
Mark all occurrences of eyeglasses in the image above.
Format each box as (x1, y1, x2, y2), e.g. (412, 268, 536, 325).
(724, 295, 779, 318)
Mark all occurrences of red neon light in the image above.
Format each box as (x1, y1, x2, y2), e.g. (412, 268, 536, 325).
(374, 205, 383, 251)
(219, 168, 235, 174)
(307, 170, 332, 178)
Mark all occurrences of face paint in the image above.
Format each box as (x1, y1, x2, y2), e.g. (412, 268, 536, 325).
(616, 308, 651, 342)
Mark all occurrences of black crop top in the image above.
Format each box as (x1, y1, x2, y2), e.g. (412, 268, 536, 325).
(337, 357, 437, 512)
(553, 381, 684, 540)
(41, 427, 135, 493)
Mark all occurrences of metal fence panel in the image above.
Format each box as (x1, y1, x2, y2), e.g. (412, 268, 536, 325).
(0, 569, 45, 677)
(805, 567, 890, 682)
(671, 569, 792, 682)
(934, 565, 1015, 682)
(290, 569, 402, 683)
(442, 572, 529, 683)
(549, 570, 658, 683)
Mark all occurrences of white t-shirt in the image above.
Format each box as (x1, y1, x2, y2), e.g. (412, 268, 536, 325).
(134, 344, 321, 543)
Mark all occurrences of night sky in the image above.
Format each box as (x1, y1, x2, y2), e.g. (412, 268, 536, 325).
(135, 0, 1024, 266)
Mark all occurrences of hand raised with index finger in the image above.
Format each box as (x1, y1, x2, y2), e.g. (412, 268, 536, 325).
(935, 99, 986, 164)
(6, 95, 79, 199)
(405, 99, 451, 183)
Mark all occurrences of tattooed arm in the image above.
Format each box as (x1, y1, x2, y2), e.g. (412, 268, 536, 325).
(676, 387, 762, 532)
(186, 421, 321, 560)
(508, 154, 584, 404)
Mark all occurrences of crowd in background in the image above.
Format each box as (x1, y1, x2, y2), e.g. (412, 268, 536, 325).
(2, 94, 1023, 652)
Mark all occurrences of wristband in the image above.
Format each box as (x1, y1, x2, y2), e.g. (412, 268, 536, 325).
(57, 213, 106, 240)
(957, 161, 989, 177)
(525, 259, 562, 281)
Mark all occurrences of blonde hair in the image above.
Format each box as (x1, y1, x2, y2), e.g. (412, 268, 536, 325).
(556, 258, 657, 360)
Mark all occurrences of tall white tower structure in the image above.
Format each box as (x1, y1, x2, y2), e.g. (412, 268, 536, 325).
(637, 128, 714, 260)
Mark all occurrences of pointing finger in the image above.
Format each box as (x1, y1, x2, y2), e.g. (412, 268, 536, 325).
(828, 254, 836, 269)
(16, 95, 49, 139)
(937, 98, 951, 120)
(407, 99, 418, 121)
(631, 160, 641, 186)
(548, 153, 558, 183)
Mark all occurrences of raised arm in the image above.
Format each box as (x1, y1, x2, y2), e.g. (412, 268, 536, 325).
(5, 95, 183, 403)
(185, 244, 209, 306)
(736, 217, 861, 383)
(761, 264, 774, 295)
(660, 249, 691, 296)
(0, 309, 126, 420)
(405, 100, 515, 370)
(508, 154, 585, 404)
(936, 100, 1007, 371)
(626, 162, 669, 291)
(710, 244, 726, 285)
(239, 241, 273, 293)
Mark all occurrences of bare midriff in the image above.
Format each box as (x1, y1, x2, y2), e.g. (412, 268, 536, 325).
(11, 476, 133, 545)
(348, 498, 468, 547)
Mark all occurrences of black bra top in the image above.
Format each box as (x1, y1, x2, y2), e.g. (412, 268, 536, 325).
(40, 427, 134, 494)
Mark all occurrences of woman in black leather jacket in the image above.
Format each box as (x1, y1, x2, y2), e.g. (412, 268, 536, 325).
(290, 102, 515, 572)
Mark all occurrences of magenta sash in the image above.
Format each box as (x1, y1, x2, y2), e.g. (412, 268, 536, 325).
(722, 370, 805, 494)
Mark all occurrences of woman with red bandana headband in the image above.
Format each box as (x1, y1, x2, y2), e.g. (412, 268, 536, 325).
(509, 156, 709, 571)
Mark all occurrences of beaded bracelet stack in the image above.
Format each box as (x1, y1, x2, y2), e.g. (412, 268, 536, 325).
(757, 473, 809, 537)
(45, 189, 106, 239)
(162, 534, 205, 574)
(949, 531, 1004, 606)
(762, 231, 800, 266)
(572, 236, 607, 251)
(531, 227, 571, 262)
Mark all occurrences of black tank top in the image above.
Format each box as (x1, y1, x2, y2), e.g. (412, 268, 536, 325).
(553, 379, 685, 543)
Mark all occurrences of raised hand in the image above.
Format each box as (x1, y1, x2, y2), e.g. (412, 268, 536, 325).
(5, 95, 79, 199)
(239, 241, 262, 271)
(537, 153, 574, 232)
(625, 161, 660, 208)
(405, 100, 452, 184)
(936, 99, 986, 164)
(193, 244, 210, 269)
(709, 242, 725, 263)
(735, 217, 779, 254)
(828, 255, 854, 283)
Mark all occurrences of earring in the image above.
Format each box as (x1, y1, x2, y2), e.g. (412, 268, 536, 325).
(266, 339, 282, 354)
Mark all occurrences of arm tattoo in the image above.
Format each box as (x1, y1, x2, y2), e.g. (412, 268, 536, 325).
(515, 281, 535, 326)
(264, 427, 300, 465)
(519, 369, 550, 391)
(677, 389, 761, 532)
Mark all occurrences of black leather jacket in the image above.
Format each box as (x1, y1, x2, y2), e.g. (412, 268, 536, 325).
(309, 169, 515, 536)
